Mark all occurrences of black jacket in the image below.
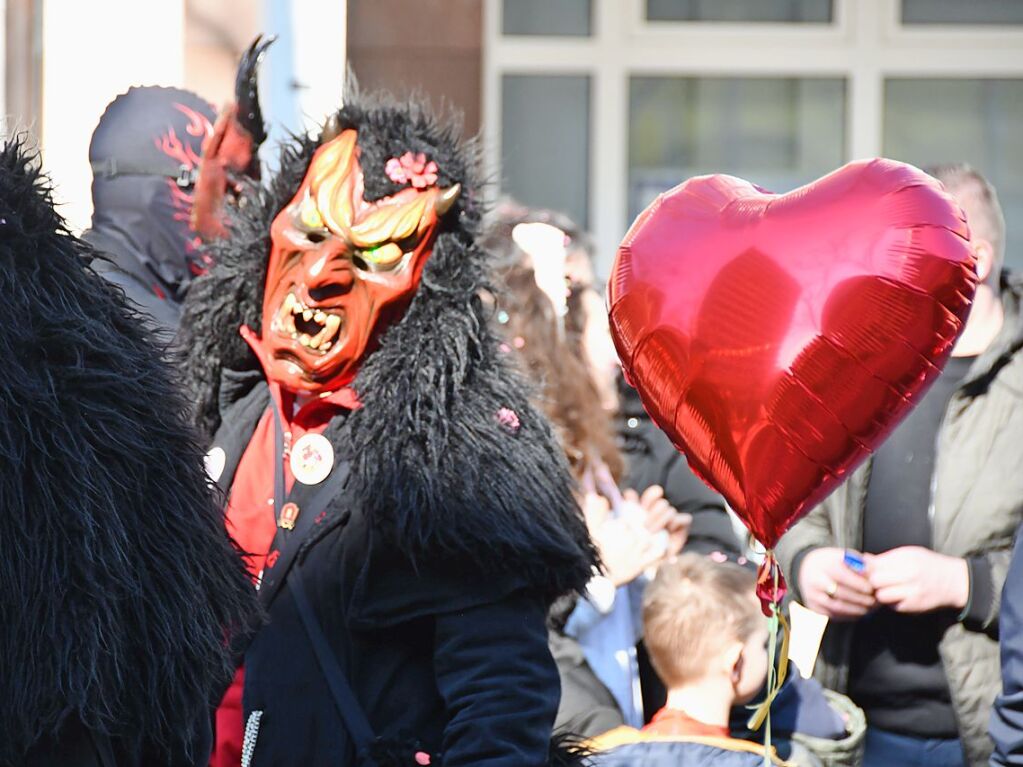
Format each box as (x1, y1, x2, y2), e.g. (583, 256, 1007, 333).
(210, 381, 564, 766)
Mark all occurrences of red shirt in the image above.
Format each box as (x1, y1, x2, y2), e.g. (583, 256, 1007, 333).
(210, 378, 357, 767)
(224, 389, 356, 579)
(643, 706, 731, 740)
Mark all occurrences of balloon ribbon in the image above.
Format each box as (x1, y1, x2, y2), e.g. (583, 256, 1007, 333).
(748, 551, 791, 766)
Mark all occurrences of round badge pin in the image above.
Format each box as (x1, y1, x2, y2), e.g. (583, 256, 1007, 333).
(204, 446, 226, 483)
(290, 433, 334, 485)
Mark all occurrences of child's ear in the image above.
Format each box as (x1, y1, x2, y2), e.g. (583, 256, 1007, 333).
(973, 238, 995, 283)
(731, 652, 744, 684)
(723, 639, 744, 682)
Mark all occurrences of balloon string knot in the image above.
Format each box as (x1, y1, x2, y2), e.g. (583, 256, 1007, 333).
(755, 550, 788, 617)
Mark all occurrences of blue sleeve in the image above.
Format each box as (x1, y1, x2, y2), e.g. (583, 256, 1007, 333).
(565, 596, 606, 639)
(433, 591, 559, 766)
(991, 527, 1023, 766)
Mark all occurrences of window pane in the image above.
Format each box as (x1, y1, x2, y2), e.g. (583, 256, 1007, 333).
(502, 0, 592, 36)
(646, 0, 832, 23)
(501, 75, 590, 227)
(628, 77, 846, 221)
(902, 0, 1023, 25)
(884, 79, 1023, 270)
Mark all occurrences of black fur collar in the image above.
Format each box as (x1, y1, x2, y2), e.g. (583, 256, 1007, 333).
(179, 91, 596, 600)
(0, 140, 258, 764)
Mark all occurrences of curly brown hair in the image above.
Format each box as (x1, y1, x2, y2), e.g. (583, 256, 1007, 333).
(483, 206, 623, 482)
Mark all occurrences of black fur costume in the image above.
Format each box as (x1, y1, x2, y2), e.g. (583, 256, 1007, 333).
(180, 92, 596, 600)
(0, 140, 258, 766)
(178, 91, 597, 765)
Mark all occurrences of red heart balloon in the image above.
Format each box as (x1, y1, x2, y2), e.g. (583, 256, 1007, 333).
(609, 159, 977, 549)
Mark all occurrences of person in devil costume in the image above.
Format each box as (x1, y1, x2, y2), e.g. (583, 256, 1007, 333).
(179, 89, 597, 766)
(0, 139, 257, 766)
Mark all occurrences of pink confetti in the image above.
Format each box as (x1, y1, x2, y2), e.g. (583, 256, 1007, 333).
(496, 407, 521, 434)
(414, 753, 431, 766)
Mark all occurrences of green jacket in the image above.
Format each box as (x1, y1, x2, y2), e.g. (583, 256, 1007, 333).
(777, 275, 1023, 767)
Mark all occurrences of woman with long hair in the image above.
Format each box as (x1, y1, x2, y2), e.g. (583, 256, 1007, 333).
(484, 203, 690, 736)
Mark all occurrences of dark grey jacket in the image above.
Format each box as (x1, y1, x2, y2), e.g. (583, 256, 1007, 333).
(778, 275, 1023, 767)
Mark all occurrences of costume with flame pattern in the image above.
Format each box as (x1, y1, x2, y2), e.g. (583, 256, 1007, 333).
(179, 92, 595, 767)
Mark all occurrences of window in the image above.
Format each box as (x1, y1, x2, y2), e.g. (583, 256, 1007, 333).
(629, 77, 846, 220)
(884, 78, 1023, 269)
(485, 1, 1023, 276)
(500, 75, 591, 226)
(646, 0, 833, 24)
(901, 0, 1023, 26)
(502, 0, 592, 36)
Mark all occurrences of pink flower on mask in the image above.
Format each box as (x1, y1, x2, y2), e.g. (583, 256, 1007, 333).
(385, 151, 439, 189)
(496, 407, 521, 434)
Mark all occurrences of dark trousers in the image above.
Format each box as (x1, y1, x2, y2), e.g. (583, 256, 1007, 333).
(864, 726, 965, 767)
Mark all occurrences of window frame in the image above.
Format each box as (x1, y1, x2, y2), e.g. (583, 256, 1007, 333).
(483, 0, 1023, 276)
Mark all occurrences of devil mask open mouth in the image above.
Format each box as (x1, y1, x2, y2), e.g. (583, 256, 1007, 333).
(272, 292, 344, 353)
(258, 129, 459, 394)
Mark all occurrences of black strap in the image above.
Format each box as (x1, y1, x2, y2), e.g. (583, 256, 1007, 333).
(289, 567, 376, 751)
(268, 400, 373, 749)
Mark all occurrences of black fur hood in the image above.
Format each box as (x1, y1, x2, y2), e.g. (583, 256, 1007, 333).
(179, 91, 597, 601)
(0, 140, 258, 764)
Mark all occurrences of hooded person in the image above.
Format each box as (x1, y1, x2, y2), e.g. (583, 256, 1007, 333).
(83, 85, 217, 333)
(84, 43, 270, 338)
(0, 139, 258, 766)
(178, 90, 597, 767)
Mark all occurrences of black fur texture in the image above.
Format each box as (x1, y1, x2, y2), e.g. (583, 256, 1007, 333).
(0, 139, 258, 764)
(179, 90, 597, 600)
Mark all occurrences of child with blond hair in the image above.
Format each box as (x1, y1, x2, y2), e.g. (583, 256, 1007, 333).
(590, 554, 864, 766)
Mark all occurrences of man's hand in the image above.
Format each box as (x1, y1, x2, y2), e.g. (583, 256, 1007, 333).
(799, 547, 877, 620)
(866, 545, 969, 613)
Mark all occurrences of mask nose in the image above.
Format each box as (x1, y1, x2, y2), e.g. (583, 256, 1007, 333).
(305, 243, 356, 302)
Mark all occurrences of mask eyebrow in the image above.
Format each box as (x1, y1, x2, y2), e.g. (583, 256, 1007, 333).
(299, 131, 449, 251)
(349, 194, 432, 249)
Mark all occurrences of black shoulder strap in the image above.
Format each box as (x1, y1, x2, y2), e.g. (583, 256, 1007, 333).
(288, 566, 376, 752)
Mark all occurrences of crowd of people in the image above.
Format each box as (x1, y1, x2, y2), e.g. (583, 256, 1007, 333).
(2, 45, 1022, 767)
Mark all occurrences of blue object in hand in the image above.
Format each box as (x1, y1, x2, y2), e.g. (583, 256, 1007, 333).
(844, 550, 866, 573)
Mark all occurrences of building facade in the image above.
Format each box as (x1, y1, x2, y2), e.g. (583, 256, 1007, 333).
(3, 0, 1021, 273)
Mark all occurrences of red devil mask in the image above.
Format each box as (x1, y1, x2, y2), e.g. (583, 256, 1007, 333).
(258, 130, 460, 394)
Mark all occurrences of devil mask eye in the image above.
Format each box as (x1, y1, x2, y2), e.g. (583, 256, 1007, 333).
(298, 194, 325, 231)
(359, 242, 404, 269)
